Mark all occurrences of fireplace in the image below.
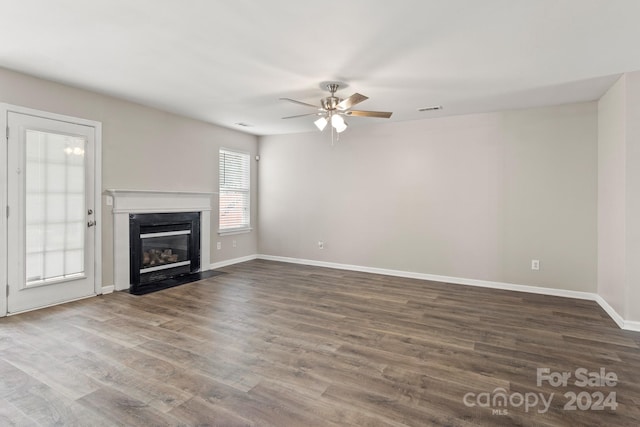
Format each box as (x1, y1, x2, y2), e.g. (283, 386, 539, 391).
(129, 212, 200, 294)
(107, 189, 215, 293)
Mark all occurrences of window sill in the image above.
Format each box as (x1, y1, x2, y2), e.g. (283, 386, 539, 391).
(217, 227, 253, 236)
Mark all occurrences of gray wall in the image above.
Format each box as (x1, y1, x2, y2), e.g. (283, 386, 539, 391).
(597, 76, 627, 316)
(0, 66, 607, 299)
(259, 103, 598, 292)
(0, 67, 259, 287)
(598, 72, 640, 322)
(628, 72, 640, 322)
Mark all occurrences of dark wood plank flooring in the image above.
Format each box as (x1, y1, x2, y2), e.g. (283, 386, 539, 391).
(1, 259, 639, 426)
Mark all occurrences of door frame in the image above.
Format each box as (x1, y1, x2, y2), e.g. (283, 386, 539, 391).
(0, 103, 102, 317)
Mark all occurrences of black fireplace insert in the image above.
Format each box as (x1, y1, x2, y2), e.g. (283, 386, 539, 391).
(129, 212, 201, 294)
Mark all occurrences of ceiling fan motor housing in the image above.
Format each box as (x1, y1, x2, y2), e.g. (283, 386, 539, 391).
(321, 83, 342, 111)
(321, 96, 341, 111)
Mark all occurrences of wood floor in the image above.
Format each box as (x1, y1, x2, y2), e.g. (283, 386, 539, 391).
(1, 259, 639, 426)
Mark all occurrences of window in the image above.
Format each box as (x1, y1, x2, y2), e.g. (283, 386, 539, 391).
(219, 148, 250, 233)
(25, 130, 86, 283)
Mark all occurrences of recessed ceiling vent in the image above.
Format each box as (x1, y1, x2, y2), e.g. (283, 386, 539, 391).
(418, 105, 443, 112)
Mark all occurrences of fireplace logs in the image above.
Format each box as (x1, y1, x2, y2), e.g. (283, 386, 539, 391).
(143, 248, 180, 267)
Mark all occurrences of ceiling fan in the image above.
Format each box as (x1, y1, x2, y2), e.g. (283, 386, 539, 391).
(280, 82, 393, 134)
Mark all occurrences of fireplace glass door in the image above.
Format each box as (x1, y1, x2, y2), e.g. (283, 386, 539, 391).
(140, 231, 190, 272)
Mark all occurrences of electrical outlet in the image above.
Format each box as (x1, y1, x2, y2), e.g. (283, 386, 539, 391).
(106, 195, 113, 206)
(217, 242, 221, 250)
(318, 241, 324, 249)
(233, 240, 237, 248)
(531, 259, 540, 270)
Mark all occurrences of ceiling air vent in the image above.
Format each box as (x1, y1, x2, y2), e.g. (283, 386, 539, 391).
(418, 105, 443, 112)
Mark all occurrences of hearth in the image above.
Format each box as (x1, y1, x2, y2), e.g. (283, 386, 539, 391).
(129, 212, 200, 294)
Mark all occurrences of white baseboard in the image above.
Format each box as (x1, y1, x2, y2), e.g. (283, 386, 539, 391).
(624, 320, 640, 332)
(592, 295, 640, 331)
(101, 285, 115, 295)
(593, 294, 625, 329)
(98, 254, 640, 332)
(256, 254, 640, 332)
(210, 254, 258, 270)
(257, 254, 594, 299)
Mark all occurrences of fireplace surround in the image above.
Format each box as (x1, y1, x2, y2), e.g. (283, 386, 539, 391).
(106, 190, 214, 292)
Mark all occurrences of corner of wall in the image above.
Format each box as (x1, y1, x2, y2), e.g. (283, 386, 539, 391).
(596, 73, 628, 320)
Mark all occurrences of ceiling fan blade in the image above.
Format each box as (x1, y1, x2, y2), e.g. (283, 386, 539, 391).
(282, 112, 323, 119)
(346, 110, 393, 118)
(279, 97, 322, 109)
(337, 93, 368, 110)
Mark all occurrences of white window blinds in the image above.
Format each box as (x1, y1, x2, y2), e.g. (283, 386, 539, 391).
(219, 148, 250, 231)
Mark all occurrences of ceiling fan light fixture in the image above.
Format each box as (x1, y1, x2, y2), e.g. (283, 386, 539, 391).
(331, 114, 347, 133)
(331, 114, 345, 127)
(314, 117, 328, 131)
(335, 121, 348, 133)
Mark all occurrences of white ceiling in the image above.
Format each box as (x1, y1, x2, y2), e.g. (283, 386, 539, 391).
(1, 0, 639, 136)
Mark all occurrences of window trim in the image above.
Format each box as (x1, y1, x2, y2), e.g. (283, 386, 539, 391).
(217, 227, 253, 236)
(218, 147, 251, 233)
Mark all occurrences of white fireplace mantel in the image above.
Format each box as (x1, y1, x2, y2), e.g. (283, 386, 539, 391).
(106, 189, 217, 291)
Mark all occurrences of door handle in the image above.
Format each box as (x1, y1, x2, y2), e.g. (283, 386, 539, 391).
(87, 220, 96, 227)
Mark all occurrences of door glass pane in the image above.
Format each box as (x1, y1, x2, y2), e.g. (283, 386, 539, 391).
(25, 130, 86, 284)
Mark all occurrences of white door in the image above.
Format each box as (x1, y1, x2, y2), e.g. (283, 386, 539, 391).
(7, 111, 98, 313)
